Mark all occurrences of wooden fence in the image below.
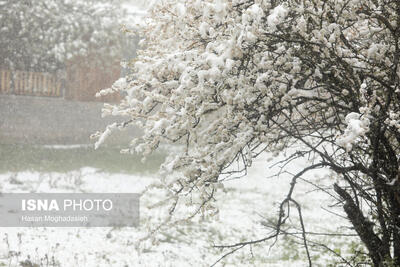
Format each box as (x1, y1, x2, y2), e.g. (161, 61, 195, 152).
(0, 64, 121, 102)
(0, 69, 62, 97)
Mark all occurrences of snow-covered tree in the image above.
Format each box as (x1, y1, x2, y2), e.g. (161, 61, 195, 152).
(97, 0, 400, 266)
(0, 0, 128, 72)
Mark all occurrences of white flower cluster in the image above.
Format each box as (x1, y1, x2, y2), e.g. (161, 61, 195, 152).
(337, 113, 370, 152)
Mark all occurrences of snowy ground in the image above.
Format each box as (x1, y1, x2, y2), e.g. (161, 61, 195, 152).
(0, 147, 361, 266)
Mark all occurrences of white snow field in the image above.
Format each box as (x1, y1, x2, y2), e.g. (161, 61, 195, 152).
(0, 150, 360, 267)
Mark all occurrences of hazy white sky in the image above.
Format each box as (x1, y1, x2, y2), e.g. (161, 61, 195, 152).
(123, 0, 155, 11)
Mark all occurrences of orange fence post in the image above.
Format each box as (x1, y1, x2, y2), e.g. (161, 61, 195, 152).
(56, 80, 61, 97)
(22, 71, 26, 94)
(45, 75, 50, 96)
(50, 76, 55, 96)
(0, 70, 11, 93)
(14, 71, 19, 94)
(18, 71, 23, 94)
(38, 73, 43, 96)
(0, 70, 3, 92)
